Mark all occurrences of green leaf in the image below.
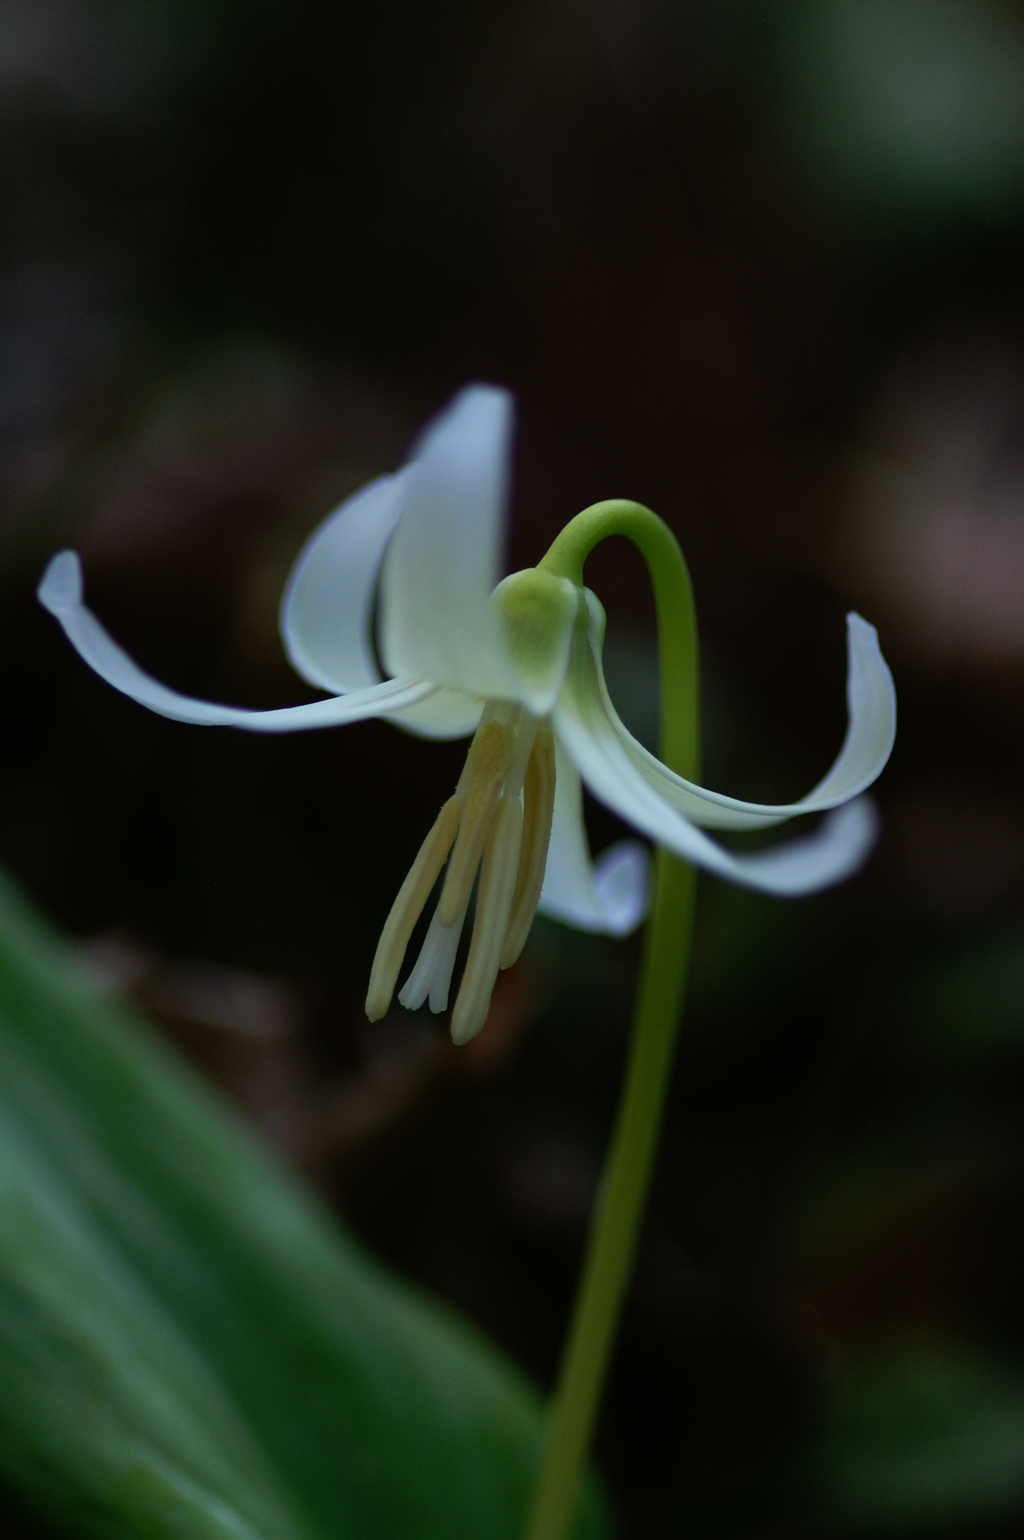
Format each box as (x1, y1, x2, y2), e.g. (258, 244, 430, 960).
(0, 869, 604, 1540)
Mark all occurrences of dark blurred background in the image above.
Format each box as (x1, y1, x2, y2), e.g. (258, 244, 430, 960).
(3, 1, 1024, 1535)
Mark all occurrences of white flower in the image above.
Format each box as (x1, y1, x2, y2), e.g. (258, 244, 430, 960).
(38, 386, 896, 1044)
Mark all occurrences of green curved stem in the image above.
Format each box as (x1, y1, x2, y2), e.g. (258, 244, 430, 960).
(524, 503, 701, 1540)
(539, 500, 700, 783)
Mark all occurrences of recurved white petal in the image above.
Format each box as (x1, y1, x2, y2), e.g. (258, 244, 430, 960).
(379, 386, 526, 704)
(39, 551, 435, 732)
(537, 741, 650, 934)
(280, 467, 414, 692)
(554, 699, 880, 895)
(587, 596, 895, 830)
(593, 842, 652, 933)
(279, 463, 483, 738)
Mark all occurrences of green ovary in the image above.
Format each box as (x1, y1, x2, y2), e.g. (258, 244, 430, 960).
(494, 568, 580, 696)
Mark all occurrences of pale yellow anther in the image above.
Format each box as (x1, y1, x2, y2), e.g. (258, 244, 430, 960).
(369, 703, 552, 1041)
(438, 718, 513, 927)
(450, 794, 524, 1045)
(500, 723, 557, 970)
(365, 794, 462, 1020)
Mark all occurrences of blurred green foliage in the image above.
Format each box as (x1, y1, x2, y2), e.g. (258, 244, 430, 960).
(775, 0, 1024, 224)
(822, 1344, 1024, 1529)
(0, 868, 603, 1540)
(895, 931, 1024, 1055)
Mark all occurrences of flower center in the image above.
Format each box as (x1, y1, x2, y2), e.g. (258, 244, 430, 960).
(365, 703, 557, 1044)
(494, 566, 580, 705)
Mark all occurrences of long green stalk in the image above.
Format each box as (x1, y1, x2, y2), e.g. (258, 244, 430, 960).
(526, 503, 701, 1540)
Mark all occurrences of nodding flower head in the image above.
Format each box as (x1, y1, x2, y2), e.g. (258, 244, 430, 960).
(39, 385, 896, 1044)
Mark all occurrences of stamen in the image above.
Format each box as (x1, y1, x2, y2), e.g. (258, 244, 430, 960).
(450, 794, 524, 1045)
(368, 704, 545, 1040)
(500, 723, 557, 970)
(365, 794, 462, 1021)
(398, 906, 465, 1013)
(438, 718, 514, 927)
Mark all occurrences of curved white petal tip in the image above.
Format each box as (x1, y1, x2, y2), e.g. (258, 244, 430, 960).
(379, 383, 526, 702)
(747, 794, 880, 896)
(37, 547, 436, 732)
(409, 382, 514, 460)
(38, 551, 83, 613)
(593, 841, 651, 934)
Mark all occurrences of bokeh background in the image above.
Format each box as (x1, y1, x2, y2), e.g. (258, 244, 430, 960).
(3, 2, 1024, 1535)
